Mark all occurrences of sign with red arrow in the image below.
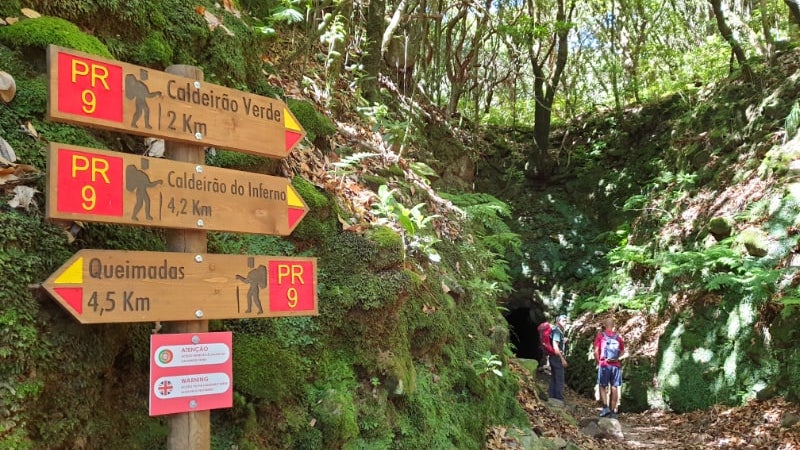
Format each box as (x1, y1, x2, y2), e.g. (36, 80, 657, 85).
(46, 143, 309, 235)
(42, 250, 317, 324)
(47, 45, 306, 158)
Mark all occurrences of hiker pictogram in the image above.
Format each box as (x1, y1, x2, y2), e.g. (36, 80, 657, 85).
(126, 158, 163, 221)
(125, 68, 162, 129)
(236, 257, 267, 314)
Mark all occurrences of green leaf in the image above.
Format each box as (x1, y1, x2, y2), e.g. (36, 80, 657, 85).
(271, 6, 305, 24)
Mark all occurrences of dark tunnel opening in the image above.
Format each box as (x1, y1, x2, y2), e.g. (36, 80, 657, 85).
(504, 307, 543, 361)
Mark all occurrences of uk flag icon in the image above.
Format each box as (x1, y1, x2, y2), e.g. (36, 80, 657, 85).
(158, 379, 173, 397)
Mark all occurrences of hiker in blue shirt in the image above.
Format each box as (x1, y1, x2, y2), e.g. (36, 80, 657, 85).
(549, 314, 569, 401)
(594, 317, 625, 418)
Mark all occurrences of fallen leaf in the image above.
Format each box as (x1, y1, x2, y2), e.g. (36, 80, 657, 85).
(8, 185, 38, 210)
(20, 121, 38, 140)
(219, 24, 234, 36)
(199, 9, 235, 36)
(222, 0, 241, 18)
(337, 214, 355, 230)
(20, 8, 41, 18)
(145, 138, 165, 157)
(0, 137, 16, 162)
(0, 71, 16, 103)
(0, 172, 19, 186)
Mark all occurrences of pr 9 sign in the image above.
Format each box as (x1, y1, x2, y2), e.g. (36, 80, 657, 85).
(56, 148, 124, 217)
(56, 52, 124, 123)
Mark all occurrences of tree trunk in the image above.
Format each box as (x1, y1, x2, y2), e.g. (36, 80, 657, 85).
(708, 0, 753, 82)
(363, 0, 385, 103)
(325, 3, 353, 88)
(527, 0, 572, 178)
(530, 76, 552, 177)
(786, 0, 800, 26)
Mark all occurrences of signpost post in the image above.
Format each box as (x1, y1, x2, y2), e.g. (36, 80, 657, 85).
(46, 45, 305, 158)
(46, 142, 309, 235)
(41, 249, 318, 324)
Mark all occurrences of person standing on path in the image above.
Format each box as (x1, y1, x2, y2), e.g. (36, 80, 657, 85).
(548, 314, 569, 401)
(594, 317, 625, 419)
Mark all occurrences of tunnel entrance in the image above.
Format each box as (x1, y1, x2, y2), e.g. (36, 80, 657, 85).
(504, 307, 543, 360)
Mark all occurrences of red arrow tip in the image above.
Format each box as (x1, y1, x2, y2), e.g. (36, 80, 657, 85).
(285, 130, 303, 152)
(288, 207, 306, 229)
(53, 287, 83, 314)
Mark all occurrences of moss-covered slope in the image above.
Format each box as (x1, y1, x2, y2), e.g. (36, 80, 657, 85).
(0, 8, 525, 450)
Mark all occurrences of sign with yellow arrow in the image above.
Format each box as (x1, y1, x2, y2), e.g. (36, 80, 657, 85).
(47, 45, 306, 159)
(43, 250, 318, 324)
(46, 143, 309, 236)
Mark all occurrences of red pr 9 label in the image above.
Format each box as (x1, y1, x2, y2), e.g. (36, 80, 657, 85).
(269, 261, 315, 312)
(57, 149, 124, 216)
(57, 53, 124, 123)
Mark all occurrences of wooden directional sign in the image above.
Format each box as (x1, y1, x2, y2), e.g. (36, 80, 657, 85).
(46, 45, 306, 159)
(46, 143, 309, 235)
(42, 250, 317, 324)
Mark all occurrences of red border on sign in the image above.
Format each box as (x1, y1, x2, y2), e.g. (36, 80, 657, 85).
(149, 332, 233, 416)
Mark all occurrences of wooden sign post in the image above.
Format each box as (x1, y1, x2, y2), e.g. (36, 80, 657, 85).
(41, 249, 319, 323)
(46, 46, 305, 158)
(46, 143, 309, 235)
(164, 64, 208, 450)
(44, 49, 317, 450)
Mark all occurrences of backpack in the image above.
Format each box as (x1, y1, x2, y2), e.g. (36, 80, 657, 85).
(537, 322, 556, 356)
(601, 332, 621, 361)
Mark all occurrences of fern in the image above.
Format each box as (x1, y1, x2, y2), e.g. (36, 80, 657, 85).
(329, 152, 378, 177)
(623, 194, 648, 211)
(607, 244, 653, 266)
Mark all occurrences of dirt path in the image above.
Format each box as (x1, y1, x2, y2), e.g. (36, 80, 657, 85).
(486, 361, 800, 450)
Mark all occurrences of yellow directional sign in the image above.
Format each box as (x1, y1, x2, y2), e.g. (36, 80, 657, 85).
(47, 45, 306, 159)
(46, 143, 309, 235)
(43, 250, 318, 324)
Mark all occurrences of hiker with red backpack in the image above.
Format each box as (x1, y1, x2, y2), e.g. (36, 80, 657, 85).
(594, 317, 625, 419)
(540, 314, 569, 401)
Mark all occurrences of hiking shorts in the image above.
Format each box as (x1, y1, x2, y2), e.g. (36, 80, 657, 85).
(597, 365, 622, 387)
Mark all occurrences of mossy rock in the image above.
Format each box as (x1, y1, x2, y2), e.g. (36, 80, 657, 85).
(361, 174, 387, 191)
(376, 349, 417, 397)
(376, 164, 405, 179)
(233, 334, 308, 403)
(0, 17, 111, 59)
(517, 358, 539, 375)
(785, 349, 800, 402)
(708, 216, 733, 240)
(364, 225, 404, 271)
(312, 387, 359, 447)
(287, 98, 336, 143)
(290, 176, 338, 241)
(130, 32, 173, 68)
(738, 227, 769, 257)
(292, 176, 330, 210)
(619, 356, 654, 413)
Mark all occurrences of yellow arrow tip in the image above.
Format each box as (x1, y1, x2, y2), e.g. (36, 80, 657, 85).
(54, 257, 83, 284)
(284, 108, 302, 132)
(286, 184, 305, 208)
